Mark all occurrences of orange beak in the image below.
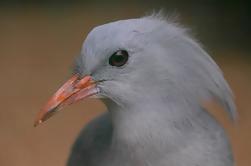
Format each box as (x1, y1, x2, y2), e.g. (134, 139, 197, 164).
(34, 74, 99, 127)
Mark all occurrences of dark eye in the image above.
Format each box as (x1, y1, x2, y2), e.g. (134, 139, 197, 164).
(109, 50, 129, 67)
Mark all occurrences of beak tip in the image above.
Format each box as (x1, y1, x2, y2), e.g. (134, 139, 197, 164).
(34, 107, 58, 127)
(34, 120, 42, 127)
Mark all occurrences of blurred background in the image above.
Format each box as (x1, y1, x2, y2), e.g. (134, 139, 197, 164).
(0, 0, 250, 165)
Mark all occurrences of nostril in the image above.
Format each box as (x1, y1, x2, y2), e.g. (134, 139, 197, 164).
(75, 75, 93, 89)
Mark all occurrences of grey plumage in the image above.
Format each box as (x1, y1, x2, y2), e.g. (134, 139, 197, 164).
(67, 14, 236, 166)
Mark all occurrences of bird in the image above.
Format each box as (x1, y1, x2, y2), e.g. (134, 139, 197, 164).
(34, 13, 237, 166)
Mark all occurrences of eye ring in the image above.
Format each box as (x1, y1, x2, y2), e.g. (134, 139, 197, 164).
(109, 50, 129, 67)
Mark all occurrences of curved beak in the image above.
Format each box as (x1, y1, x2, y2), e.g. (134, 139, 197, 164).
(34, 74, 99, 127)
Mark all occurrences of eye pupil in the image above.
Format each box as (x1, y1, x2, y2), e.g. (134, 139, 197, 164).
(109, 50, 129, 67)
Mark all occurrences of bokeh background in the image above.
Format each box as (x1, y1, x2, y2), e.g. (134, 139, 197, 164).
(0, 0, 250, 165)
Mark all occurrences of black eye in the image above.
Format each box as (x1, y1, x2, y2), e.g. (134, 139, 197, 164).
(109, 50, 129, 67)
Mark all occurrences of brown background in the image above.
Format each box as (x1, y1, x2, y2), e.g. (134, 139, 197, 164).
(0, 3, 250, 166)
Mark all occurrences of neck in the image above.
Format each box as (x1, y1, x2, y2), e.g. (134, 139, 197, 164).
(101, 98, 231, 166)
(105, 98, 208, 153)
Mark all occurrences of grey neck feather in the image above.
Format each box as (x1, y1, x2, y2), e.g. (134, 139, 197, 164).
(102, 97, 233, 166)
(104, 96, 214, 149)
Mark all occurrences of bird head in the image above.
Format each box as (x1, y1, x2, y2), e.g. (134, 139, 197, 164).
(34, 14, 236, 126)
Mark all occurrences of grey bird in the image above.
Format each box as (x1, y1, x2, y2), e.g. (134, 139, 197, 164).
(34, 14, 236, 166)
